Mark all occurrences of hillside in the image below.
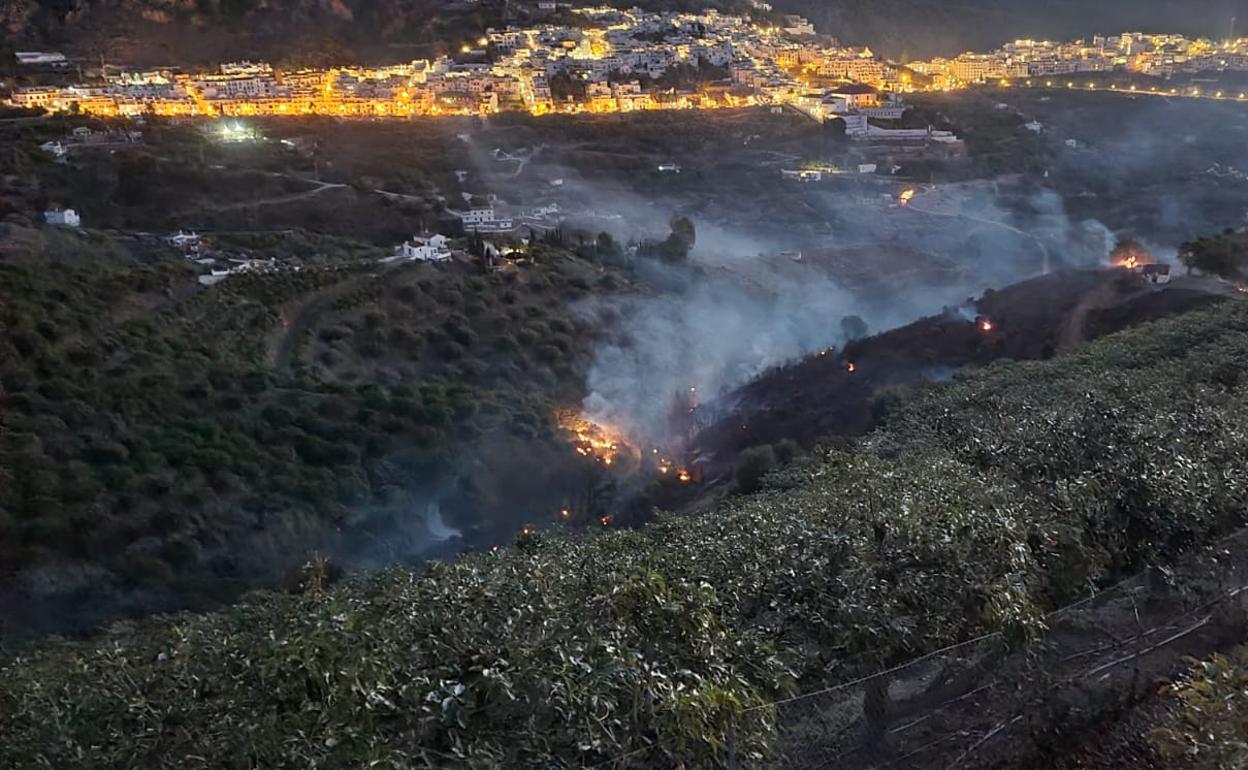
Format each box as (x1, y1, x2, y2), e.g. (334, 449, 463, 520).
(0, 243, 628, 636)
(4, 296, 1247, 767)
(5, 0, 1244, 65)
(692, 268, 1230, 472)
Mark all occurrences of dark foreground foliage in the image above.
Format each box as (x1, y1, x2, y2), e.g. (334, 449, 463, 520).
(3, 300, 1248, 767)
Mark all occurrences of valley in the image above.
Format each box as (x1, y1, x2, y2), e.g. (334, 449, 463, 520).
(3, 15, 1248, 764)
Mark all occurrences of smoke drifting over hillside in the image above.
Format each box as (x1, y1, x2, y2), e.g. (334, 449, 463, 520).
(565, 90, 1248, 448)
(580, 265, 859, 443)
(576, 186, 1114, 446)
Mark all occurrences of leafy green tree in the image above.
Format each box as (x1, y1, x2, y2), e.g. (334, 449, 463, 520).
(1179, 234, 1247, 280)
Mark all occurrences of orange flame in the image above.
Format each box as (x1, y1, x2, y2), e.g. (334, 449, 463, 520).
(557, 410, 626, 465)
(847, 362, 857, 373)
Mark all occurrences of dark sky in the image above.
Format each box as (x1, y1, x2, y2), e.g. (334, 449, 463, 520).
(776, 0, 1248, 58)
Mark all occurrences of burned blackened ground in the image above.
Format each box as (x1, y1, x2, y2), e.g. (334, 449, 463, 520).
(690, 269, 1232, 478)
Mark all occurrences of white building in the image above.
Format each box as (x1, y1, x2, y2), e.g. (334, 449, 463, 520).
(166, 230, 202, 256)
(1140, 263, 1172, 284)
(458, 207, 515, 233)
(16, 51, 68, 66)
(9, 87, 59, 108)
(394, 234, 453, 262)
(826, 84, 881, 110)
(43, 208, 80, 228)
(460, 207, 499, 226)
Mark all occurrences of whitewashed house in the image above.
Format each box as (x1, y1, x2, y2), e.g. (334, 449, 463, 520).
(39, 141, 68, 158)
(394, 234, 452, 262)
(166, 230, 202, 257)
(43, 208, 80, 228)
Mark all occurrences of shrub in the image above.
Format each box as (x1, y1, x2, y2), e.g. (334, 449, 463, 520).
(735, 444, 776, 493)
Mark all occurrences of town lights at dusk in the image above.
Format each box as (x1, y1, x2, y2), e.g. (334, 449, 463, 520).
(9, 21, 1248, 120)
(5, 0, 1248, 765)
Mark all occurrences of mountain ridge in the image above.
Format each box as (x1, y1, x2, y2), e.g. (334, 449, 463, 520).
(6, 0, 1248, 67)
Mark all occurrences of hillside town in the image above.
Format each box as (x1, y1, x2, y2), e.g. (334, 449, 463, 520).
(913, 32, 1248, 87)
(10, 8, 1248, 125)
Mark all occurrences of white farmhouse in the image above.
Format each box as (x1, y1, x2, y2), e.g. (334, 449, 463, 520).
(394, 234, 452, 262)
(166, 230, 202, 257)
(43, 208, 80, 228)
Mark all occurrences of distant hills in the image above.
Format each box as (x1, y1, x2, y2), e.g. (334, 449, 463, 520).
(776, 0, 1248, 59)
(5, 0, 1248, 66)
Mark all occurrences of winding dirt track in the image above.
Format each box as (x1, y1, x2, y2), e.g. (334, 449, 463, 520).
(195, 180, 348, 214)
(266, 269, 390, 372)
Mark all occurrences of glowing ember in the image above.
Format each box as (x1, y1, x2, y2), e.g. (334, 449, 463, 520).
(677, 469, 692, 483)
(600, 515, 612, 527)
(559, 508, 571, 519)
(557, 410, 627, 465)
(979, 319, 994, 332)
(847, 362, 857, 373)
(899, 189, 916, 206)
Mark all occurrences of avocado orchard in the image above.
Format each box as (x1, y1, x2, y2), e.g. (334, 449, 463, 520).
(4, 299, 1248, 766)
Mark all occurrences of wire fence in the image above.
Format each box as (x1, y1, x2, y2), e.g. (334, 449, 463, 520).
(587, 531, 1248, 769)
(761, 549, 1248, 769)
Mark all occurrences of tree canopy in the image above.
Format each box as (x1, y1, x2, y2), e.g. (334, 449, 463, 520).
(5, 297, 1248, 767)
(1179, 231, 1248, 281)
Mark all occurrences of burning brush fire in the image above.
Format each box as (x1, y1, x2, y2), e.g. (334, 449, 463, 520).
(556, 410, 696, 483)
(899, 188, 916, 206)
(557, 410, 626, 466)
